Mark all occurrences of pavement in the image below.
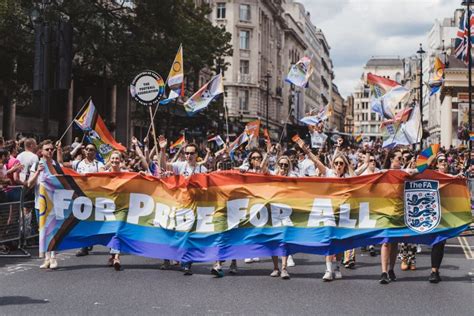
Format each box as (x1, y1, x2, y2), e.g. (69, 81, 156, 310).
(0, 237, 473, 316)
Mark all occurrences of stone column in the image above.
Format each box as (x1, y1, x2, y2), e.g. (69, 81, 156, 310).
(440, 88, 452, 148)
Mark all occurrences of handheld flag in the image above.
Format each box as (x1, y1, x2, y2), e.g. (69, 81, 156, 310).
(367, 73, 409, 120)
(184, 73, 224, 114)
(355, 133, 363, 143)
(416, 144, 440, 173)
(74, 100, 126, 161)
(263, 128, 271, 144)
(299, 104, 332, 126)
(208, 135, 225, 147)
(160, 45, 185, 105)
(381, 105, 421, 148)
(428, 57, 444, 96)
(470, 131, 474, 141)
(285, 56, 314, 88)
(170, 135, 185, 149)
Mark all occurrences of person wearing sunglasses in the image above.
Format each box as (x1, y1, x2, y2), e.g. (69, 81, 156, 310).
(26, 140, 60, 270)
(268, 156, 296, 279)
(161, 141, 208, 275)
(295, 138, 355, 281)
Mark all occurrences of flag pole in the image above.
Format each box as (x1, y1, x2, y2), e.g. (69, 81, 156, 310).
(278, 107, 293, 144)
(57, 96, 92, 143)
(148, 105, 159, 153)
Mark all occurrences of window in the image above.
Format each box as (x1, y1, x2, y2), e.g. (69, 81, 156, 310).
(371, 113, 376, 121)
(239, 90, 249, 111)
(239, 4, 251, 21)
(240, 30, 250, 49)
(216, 3, 226, 19)
(240, 60, 249, 74)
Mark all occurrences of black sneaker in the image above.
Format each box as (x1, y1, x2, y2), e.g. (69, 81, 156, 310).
(75, 247, 89, 257)
(429, 271, 441, 283)
(379, 272, 390, 284)
(183, 267, 193, 276)
(388, 269, 397, 282)
(369, 246, 376, 257)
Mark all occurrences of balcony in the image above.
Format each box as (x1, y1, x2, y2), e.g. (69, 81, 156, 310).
(238, 73, 252, 84)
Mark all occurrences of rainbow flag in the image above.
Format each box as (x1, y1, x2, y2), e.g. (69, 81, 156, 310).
(416, 144, 440, 173)
(367, 73, 409, 120)
(184, 73, 224, 114)
(470, 131, 474, 141)
(39, 171, 472, 260)
(355, 133, 363, 143)
(74, 100, 126, 161)
(170, 135, 185, 149)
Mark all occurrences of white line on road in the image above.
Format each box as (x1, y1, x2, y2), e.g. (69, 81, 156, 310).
(457, 237, 474, 260)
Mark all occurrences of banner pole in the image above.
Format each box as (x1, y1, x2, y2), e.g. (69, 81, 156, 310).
(57, 96, 91, 143)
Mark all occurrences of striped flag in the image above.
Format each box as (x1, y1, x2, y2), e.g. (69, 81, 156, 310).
(470, 131, 474, 141)
(455, 8, 474, 65)
(208, 135, 224, 146)
(160, 44, 185, 105)
(184, 73, 224, 114)
(367, 73, 409, 120)
(170, 135, 185, 149)
(74, 100, 126, 161)
(355, 133, 363, 143)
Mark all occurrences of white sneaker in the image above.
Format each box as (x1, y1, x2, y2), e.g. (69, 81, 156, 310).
(244, 258, 253, 264)
(40, 259, 50, 269)
(322, 270, 333, 281)
(252, 257, 260, 262)
(49, 258, 58, 270)
(334, 267, 342, 279)
(287, 255, 295, 267)
(416, 244, 422, 253)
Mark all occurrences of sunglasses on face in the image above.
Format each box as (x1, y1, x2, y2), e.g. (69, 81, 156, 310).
(369, 159, 375, 162)
(334, 161, 345, 166)
(279, 163, 289, 168)
(85, 148, 96, 152)
(43, 148, 54, 152)
(438, 159, 446, 163)
(184, 152, 196, 156)
(251, 156, 262, 160)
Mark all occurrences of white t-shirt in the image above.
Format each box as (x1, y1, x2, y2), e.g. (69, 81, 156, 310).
(361, 168, 381, 175)
(30, 159, 59, 209)
(172, 161, 207, 176)
(72, 159, 105, 174)
(17, 151, 39, 182)
(325, 169, 350, 178)
(310, 131, 328, 149)
(297, 158, 316, 177)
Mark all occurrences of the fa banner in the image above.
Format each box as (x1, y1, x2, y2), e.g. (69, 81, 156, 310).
(404, 180, 441, 233)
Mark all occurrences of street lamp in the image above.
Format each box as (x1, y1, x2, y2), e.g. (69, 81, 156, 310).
(417, 43, 426, 148)
(264, 73, 271, 130)
(461, 0, 472, 153)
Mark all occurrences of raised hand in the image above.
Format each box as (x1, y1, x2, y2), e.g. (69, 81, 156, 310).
(158, 135, 167, 150)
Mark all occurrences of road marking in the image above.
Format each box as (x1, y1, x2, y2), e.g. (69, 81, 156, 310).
(457, 237, 474, 260)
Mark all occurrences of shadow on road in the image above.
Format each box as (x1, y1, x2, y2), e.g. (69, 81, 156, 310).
(0, 296, 49, 306)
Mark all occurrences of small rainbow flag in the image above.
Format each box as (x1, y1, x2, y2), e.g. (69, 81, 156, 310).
(170, 135, 185, 149)
(355, 133, 363, 143)
(470, 131, 474, 141)
(416, 143, 440, 173)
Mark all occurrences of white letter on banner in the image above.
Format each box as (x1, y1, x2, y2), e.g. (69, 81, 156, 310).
(338, 203, 356, 228)
(53, 189, 74, 220)
(95, 198, 116, 221)
(270, 203, 294, 227)
(358, 202, 376, 228)
(72, 197, 93, 220)
(227, 199, 249, 230)
(153, 203, 170, 228)
(249, 204, 268, 227)
(196, 207, 215, 232)
(307, 198, 336, 227)
(175, 208, 195, 231)
(127, 193, 154, 224)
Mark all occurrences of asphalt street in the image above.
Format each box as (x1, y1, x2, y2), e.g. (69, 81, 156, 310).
(1, 237, 473, 315)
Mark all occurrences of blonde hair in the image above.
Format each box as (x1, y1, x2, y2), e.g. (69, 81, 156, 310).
(275, 155, 293, 176)
(331, 152, 355, 176)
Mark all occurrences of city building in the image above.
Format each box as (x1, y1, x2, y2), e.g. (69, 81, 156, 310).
(329, 83, 344, 132)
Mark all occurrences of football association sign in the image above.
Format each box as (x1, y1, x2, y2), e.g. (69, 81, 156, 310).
(130, 70, 165, 106)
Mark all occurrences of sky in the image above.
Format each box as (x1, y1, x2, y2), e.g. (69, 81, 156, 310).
(299, 0, 462, 98)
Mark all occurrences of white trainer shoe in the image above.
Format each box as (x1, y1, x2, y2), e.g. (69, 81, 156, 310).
(287, 255, 295, 267)
(322, 270, 333, 281)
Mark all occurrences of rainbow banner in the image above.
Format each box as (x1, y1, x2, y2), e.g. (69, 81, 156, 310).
(38, 170, 472, 261)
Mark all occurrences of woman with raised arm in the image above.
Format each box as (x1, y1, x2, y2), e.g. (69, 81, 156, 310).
(296, 138, 354, 281)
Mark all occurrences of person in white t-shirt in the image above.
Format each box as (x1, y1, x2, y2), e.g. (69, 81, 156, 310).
(161, 140, 207, 275)
(17, 138, 38, 183)
(59, 143, 105, 257)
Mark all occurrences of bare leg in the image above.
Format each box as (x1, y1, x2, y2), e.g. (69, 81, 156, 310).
(381, 243, 390, 273)
(271, 256, 279, 270)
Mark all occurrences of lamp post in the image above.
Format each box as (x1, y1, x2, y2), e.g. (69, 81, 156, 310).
(264, 73, 271, 130)
(462, 0, 472, 153)
(417, 43, 426, 148)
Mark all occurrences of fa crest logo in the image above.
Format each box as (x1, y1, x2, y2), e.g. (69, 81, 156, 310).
(404, 180, 441, 233)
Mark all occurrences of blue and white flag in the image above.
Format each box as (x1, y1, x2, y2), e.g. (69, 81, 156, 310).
(285, 56, 314, 88)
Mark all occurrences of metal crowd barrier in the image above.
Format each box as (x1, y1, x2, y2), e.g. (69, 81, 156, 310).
(0, 186, 32, 258)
